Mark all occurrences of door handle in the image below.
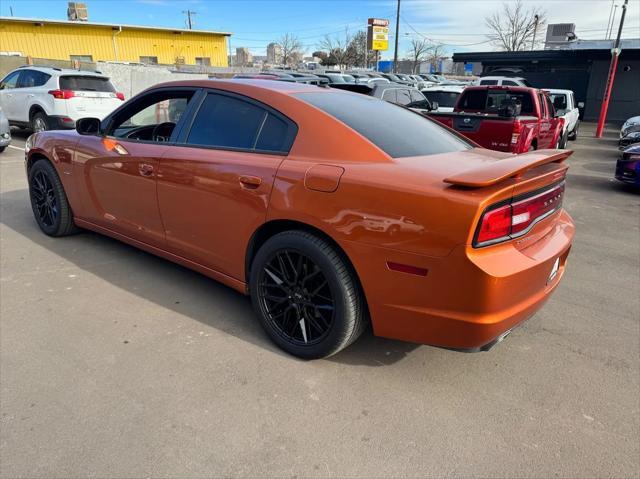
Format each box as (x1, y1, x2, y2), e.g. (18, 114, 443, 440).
(27, 94, 35, 98)
(239, 175, 262, 189)
(138, 163, 154, 177)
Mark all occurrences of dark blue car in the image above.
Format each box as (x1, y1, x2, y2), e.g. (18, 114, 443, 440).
(616, 145, 640, 188)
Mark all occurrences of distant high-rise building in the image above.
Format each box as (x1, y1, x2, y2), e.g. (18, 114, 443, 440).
(266, 42, 283, 65)
(236, 47, 253, 66)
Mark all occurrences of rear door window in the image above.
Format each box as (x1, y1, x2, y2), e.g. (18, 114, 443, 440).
(59, 76, 116, 92)
(479, 79, 498, 85)
(502, 80, 518, 86)
(381, 89, 397, 103)
(185, 92, 296, 153)
(17, 70, 51, 88)
(396, 89, 412, 106)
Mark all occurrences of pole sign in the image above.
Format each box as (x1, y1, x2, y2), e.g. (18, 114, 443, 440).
(367, 18, 389, 51)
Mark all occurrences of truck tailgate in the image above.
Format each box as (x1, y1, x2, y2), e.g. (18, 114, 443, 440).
(429, 112, 516, 152)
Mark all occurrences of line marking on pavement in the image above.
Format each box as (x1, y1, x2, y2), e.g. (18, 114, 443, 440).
(7, 145, 25, 151)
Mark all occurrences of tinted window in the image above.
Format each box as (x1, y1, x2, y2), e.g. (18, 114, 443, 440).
(59, 76, 115, 92)
(396, 89, 412, 106)
(502, 80, 518, 86)
(255, 114, 290, 152)
(296, 91, 472, 158)
(423, 91, 460, 108)
(459, 89, 534, 114)
(17, 70, 51, 88)
(410, 90, 425, 103)
(479, 79, 498, 85)
(0, 71, 20, 90)
(381, 89, 396, 102)
(545, 96, 555, 117)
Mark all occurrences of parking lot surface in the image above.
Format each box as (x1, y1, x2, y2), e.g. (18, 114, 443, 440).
(1, 125, 638, 478)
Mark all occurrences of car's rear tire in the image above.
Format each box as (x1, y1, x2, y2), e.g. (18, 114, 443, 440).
(250, 230, 367, 359)
(28, 159, 79, 236)
(31, 111, 49, 133)
(0, 146, 6, 153)
(568, 121, 580, 141)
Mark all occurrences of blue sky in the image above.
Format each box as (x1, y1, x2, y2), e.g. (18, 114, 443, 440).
(1, 0, 638, 57)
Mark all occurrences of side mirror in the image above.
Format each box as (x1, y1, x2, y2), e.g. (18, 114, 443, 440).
(577, 101, 585, 109)
(76, 117, 101, 136)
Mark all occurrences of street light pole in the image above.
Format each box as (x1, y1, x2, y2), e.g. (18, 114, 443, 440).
(393, 0, 400, 73)
(531, 14, 539, 51)
(596, 0, 628, 138)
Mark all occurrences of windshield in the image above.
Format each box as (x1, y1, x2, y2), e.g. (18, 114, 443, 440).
(59, 75, 115, 92)
(295, 91, 472, 158)
(422, 91, 461, 108)
(342, 74, 356, 83)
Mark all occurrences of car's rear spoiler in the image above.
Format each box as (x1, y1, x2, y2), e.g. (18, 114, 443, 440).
(444, 149, 572, 188)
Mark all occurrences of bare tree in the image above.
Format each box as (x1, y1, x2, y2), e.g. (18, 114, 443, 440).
(485, 0, 547, 51)
(407, 38, 430, 73)
(345, 30, 370, 68)
(319, 29, 353, 69)
(277, 33, 303, 66)
(426, 43, 447, 73)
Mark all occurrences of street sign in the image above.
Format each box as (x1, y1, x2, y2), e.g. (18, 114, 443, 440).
(367, 18, 389, 51)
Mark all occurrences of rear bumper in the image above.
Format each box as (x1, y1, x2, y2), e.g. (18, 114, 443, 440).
(344, 209, 575, 350)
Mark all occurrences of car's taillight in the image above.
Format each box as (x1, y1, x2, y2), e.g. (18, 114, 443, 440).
(511, 119, 522, 145)
(474, 181, 565, 247)
(116, 92, 125, 101)
(48, 89, 75, 99)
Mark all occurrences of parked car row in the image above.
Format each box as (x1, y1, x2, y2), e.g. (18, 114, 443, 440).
(616, 116, 640, 188)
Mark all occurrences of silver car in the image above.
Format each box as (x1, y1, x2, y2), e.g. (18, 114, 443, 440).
(0, 108, 11, 153)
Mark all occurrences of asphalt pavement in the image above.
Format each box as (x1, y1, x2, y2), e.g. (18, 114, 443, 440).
(1, 124, 638, 478)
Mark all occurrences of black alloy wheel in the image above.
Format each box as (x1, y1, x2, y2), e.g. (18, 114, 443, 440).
(31, 169, 58, 228)
(28, 159, 79, 236)
(250, 231, 367, 359)
(259, 248, 335, 346)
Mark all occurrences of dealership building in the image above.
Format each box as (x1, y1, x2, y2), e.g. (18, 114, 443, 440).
(453, 38, 640, 123)
(0, 16, 231, 67)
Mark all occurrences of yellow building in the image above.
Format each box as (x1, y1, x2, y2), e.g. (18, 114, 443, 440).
(0, 17, 230, 66)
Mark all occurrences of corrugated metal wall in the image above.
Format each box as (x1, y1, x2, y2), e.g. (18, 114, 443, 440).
(0, 21, 229, 66)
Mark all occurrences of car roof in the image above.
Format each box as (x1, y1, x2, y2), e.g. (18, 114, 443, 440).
(149, 78, 325, 95)
(15, 65, 106, 76)
(544, 88, 574, 95)
(480, 76, 526, 81)
(464, 85, 533, 92)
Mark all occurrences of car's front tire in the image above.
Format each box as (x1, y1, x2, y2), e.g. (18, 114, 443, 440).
(28, 159, 79, 236)
(31, 111, 49, 133)
(250, 231, 367, 359)
(557, 130, 569, 149)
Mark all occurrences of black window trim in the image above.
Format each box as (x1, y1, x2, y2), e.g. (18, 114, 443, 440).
(101, 86, 203, 146)
(176, 88, 298, 156)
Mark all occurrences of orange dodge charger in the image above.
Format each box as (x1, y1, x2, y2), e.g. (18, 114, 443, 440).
(25, 80, 574, 359)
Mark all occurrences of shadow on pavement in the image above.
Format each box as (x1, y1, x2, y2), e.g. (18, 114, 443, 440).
(0, 188, 420, 366)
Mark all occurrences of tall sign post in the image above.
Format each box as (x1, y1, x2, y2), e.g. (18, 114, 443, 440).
(596, 0, 628, 138)
(367, 18, 389, 71)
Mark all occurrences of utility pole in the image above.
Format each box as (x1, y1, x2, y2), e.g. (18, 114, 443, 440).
(596, 0, 628, 138)
(392, 0, 400, 73)
(531, 14, 539, 51)
(182, 10, 196, 30)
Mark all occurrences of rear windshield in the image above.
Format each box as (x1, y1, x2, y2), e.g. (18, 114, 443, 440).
(295, 91, 472, 158)
(59, 75, 116, 92)
(422, 91, 461, 108)
(458, 89, 534, 114)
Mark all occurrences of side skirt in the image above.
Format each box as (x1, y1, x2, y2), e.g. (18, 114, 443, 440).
(74, 218, 248, 295)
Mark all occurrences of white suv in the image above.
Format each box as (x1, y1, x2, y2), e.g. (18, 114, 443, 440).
(0, 66, 124, 132)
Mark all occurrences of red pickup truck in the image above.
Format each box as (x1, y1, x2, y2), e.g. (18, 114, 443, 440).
(428, 86, 565, 154)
